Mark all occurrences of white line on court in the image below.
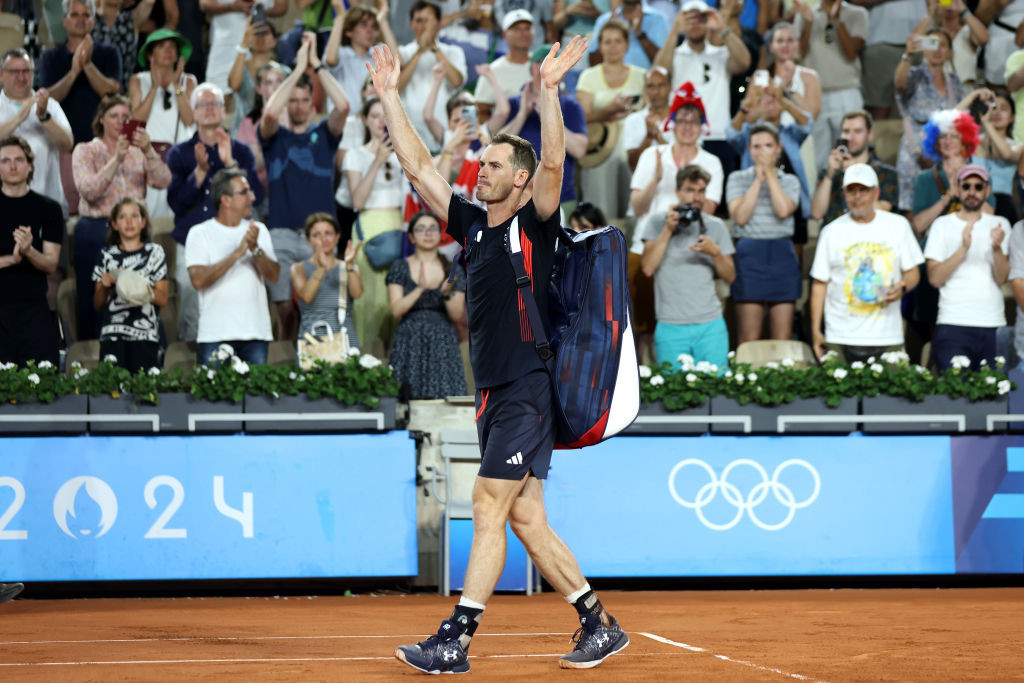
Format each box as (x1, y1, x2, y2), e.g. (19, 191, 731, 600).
(0, 632, 573, 646)
(640, 632, 827, 682)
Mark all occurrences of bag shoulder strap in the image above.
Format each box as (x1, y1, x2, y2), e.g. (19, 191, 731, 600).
(506, 216, 553, 361)
(932, 165, 947, 195)
(337, 262, 348, 326)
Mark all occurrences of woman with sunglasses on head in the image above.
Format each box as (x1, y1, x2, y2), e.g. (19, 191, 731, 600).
(386, 211, 467, 399)
(128, 29, 197, 219)
(344, 95, 405, 353)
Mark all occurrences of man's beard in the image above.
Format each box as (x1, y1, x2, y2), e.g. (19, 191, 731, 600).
(963, 196, 985, 211)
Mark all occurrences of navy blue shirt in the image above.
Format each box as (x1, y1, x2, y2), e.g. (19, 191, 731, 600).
(259, 119, 340, 230)
(505, 94, 586, 204)
(166, 134, 263, 245)
(38, 42, 122, 144)
(446, 194, 559, 388)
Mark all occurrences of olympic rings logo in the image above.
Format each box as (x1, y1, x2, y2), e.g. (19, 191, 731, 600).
(668, 459, 820, 531)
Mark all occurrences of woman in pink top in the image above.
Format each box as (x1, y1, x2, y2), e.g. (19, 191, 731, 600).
(72, 93, 171, 340)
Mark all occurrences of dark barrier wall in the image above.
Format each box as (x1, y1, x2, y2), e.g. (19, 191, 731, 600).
(0, 434, 417, 581)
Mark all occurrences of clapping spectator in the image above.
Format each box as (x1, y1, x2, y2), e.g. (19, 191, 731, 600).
(588, 0, 667, 69)
(577, 20, 645, 217)
(934, 0, 988, 91)
(895, 26, 964, 211)
(924, 164, 1010, 370)
(129, 29, 198, 218)
(185, 168, 279, 366)
(755, 22, 821, 126)
(291, 212, 363, 348)
(72, 94, 171, 339)
(92, 197, 169, 372)
(623, 65, 671, 172)
(726, 123, 802, 343)
(792, 0, 868, 172)
(323, 0, 400, 113)
(386, 211, 467, 399)
(0, 136, 63, 367)
(93, 0, 156, 92)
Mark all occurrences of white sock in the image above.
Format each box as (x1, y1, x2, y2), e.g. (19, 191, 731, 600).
(458, 596, 486, 611)
(565, 582, 591, 604)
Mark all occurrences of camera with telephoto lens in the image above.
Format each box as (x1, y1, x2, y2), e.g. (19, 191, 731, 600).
(671, 204, 705, 235)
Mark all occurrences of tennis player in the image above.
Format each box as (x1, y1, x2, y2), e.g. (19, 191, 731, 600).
(367, 40, 629, 674)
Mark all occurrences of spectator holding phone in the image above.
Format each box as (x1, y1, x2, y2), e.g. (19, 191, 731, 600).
(576, 20, 645, 218)
(227, 16, 281, 134)
(970, 89, 1023, 223)
(72, 94, 171, 339)
(199, 0, 285, 101)
(423, 63, 508, 152)
(894, 27, 964, 211)
(92, 197, 169, 372)
(129, 29, 198, 219)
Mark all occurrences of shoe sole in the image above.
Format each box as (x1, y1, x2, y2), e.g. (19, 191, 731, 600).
(395, 647, 470, 675)
(558, 634, 630, 669)
(0, 584, 23, 605)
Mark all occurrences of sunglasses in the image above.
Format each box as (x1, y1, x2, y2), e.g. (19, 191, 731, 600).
(824, 21, 835, 44)
(384, 161, 393, 182)
(162, 88, 172, 111)
(960, 181, 986, 192)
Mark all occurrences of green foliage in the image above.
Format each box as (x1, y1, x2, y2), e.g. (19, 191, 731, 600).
(0, 360, 73, 404)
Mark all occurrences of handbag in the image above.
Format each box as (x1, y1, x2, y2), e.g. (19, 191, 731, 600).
(296, 264, 354, 368)
(355, 215, 404, 270)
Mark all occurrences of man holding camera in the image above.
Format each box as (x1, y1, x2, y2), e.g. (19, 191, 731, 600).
(810, 164, 922, 363)
(810, 110, 898, 226)
(640, 164, 735, 368)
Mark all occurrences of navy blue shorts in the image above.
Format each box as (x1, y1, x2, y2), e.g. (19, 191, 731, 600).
(475, 369, 556, 480)
(731, 237, 802, 303)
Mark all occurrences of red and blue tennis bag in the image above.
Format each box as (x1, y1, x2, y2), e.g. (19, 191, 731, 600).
(457, 216, 640, 448)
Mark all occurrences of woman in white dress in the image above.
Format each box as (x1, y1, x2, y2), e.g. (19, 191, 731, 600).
(128, 29, 197, 219)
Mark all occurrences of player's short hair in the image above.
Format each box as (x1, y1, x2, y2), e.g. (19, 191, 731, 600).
(489, 133, 538, 185)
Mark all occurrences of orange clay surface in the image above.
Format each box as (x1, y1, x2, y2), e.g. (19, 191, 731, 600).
(1, 588, 1023, 681)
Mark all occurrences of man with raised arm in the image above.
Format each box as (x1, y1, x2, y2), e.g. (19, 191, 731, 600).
(367, 39, 630, 675)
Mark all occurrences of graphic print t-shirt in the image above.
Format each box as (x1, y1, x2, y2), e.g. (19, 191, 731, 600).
(92, 243, 168, 343)
(447, 194, 559, 388)
(810, 211, 924, 345)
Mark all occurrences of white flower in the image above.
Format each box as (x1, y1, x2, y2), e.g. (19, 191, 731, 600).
(231, 358, 250, 375)
(288, 372, 298, 381)
(832, 368, 848, 380)
(347, 347, 361, 357)
(0, 361, 15, 371)
(735, 373, 745, 383)
(695, 360, 716, 373)
(638, 365, 652, 379)
(74, 368, 88, 378)
(764, 361, 779, 369)
(678, 353, 695, 370)
(867, 356, 876, 364)
(821, 349, 839, 361)
(748, 372, 758, 382)
(870, 363, 884, 373)
(207, 369, 216, 380)
(71, 361, 82, 369)
(38, 360, 53, 369)
(980, 359, 988, 366)
(950, 355, 971, 370)
(851, 361, 865, 370)
(986, 376, 997, 385)
(880, 350, 910, 365)
(727, 350, 736, 359)
(685, 373, 697, 383)
(148, 367, 161, 376)
(359, 354, 382, 369)
(26, 373, 40, 385)
(215, 343, 235, 361)
(998, 380, 1012, 395)
(781, 358, 795, 367)
(724, 370, 733, 378)
(649, 375, 665, 386)
(103, 354, 118, 363)
(996, 355, 1007, 366)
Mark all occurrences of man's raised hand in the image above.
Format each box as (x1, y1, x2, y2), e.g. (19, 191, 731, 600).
(539, 36, 589, 90)
(367, 45, 402, 97)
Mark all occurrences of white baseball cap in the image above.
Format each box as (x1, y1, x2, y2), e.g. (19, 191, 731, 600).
(842, 163, 879, 189)
(681, 0, 711, 12)
(501, 9, 535, 31)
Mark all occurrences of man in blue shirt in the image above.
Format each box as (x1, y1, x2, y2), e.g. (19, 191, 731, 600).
(501, 46, 588, 216)
(259, 33, 349, 340)
(167, 83, 263, 343)
(589, 0, 668, 68)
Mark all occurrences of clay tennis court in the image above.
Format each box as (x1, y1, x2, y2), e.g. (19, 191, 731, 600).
(2, 587, 1022, 681)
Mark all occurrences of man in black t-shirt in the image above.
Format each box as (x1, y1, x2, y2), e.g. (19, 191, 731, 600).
(368, 40, 629, 675)
(0, 136, 64, 366)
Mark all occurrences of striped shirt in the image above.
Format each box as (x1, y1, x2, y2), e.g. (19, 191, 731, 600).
(725, 167, 801, 240)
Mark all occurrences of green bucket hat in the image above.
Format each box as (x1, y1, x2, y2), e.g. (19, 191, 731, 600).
(137, 28, 193, 68)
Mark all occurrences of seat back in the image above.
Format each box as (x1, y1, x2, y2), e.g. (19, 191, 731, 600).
(735, 339, 818, 369)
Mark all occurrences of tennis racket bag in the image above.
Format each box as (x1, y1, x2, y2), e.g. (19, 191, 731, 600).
(509, 219, 640, 449)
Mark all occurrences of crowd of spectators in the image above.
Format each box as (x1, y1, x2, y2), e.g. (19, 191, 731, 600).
(10, 0, 1024, 398)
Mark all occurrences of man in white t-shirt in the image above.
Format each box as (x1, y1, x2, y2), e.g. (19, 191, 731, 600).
(810, 163, 924, 363)
(474, 9, 535, 123)
(186, 168, 280, 367)
(924, 164, 1010, 371)
(398, 0, 468, 151)
(653, 0, 750, 173)
(624, 65, 671, 172)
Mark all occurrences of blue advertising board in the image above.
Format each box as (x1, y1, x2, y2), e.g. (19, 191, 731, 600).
(546, 435, 961, 576)
(0, 434, 417, 581)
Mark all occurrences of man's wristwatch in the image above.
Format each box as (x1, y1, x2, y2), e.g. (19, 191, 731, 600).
(38, 110, 51, 122)
(252, 247, 264, 258)
(637, 31, 648, 41)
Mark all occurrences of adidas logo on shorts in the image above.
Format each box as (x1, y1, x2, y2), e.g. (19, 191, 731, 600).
(506, 452, 523, 465)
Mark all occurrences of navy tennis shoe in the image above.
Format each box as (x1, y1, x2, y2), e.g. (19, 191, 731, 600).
(395, 619, 470, 674)
(559, 613, 629, 669)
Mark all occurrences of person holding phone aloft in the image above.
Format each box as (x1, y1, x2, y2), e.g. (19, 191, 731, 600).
(199, 0, 286, 105)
